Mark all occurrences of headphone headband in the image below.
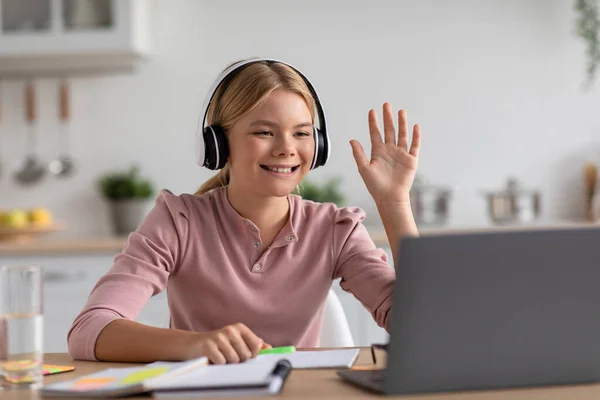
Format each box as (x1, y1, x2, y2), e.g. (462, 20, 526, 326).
(195, 58, 330, 170)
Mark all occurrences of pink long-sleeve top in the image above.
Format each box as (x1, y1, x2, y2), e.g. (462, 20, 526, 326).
(67, 187, 396, 360)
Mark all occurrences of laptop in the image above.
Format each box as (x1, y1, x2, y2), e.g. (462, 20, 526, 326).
(338, 226, 600, 395)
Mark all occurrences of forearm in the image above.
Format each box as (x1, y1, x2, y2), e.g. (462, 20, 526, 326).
(95, 319, 203, 363)
(376, 201, 419, 267)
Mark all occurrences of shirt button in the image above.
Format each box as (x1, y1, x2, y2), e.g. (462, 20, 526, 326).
(254, 241, 260, 248)
(286, 236, 294, 241)
(253, 264, 262, 272)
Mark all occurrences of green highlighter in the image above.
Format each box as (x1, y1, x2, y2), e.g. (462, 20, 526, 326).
(258, 345, 296, 356)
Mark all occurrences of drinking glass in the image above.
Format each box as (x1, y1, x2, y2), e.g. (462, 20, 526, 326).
(0, 265, 44, 389)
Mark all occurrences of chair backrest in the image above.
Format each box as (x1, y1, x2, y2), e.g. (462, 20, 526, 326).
(319, 288, 355, 347)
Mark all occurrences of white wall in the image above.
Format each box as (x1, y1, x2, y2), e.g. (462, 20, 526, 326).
(0, 0, 599, 235)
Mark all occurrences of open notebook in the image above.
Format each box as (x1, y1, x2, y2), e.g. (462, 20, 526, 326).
(40, 349, 358, 398)
(40, 357, 209, 398)
(40, 357, 291, 398)
(251, 348, 359, 369)
(152, 358, 291, 398)
(151, 349, 358, 398)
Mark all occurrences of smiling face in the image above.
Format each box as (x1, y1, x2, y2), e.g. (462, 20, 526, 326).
(227, 88, 315, 198)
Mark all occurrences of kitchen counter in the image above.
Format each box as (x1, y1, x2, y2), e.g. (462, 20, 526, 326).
(0, 236, 129, 256)
(1, 220, 593, 257)
(0, 232, 392, 257)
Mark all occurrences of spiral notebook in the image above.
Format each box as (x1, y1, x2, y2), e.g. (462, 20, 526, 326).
(151, 349, 358, 398)
(152, 358, 292, 398)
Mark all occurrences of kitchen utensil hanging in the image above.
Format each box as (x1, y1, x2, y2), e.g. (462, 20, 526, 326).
(13, 81, 46, 185)
(49, 79, 75, 178)
(0, 80, 3, 180)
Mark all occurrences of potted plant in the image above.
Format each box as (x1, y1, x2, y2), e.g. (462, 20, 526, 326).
(295, 176, 346, 206)
(574, 0, 600, 85)
(98, 164, 156, 235)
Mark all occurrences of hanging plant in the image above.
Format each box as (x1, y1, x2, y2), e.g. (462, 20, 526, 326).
(575, 0, 600, 85)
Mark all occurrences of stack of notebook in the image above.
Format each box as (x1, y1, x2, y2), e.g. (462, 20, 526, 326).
(40, 348, 359, 398)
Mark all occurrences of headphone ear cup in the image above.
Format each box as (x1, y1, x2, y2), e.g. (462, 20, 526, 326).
(311, 127, 327, 169)
(202, 125, 229, 170)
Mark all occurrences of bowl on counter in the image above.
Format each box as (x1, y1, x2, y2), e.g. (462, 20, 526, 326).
(483, 178, 541, 225)
(0, 208, 63, 243)
(0, 222, 64, 243)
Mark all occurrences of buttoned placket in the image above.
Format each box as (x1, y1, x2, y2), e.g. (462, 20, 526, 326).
(246, 221, 262, 272)
(246, 222, 298, 274)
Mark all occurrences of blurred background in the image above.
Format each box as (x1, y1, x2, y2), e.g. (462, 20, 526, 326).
(1, 0, 600, 349)
(0, 0, 599, 234)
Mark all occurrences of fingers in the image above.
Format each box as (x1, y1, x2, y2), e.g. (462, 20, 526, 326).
(350, 140, 369, 169)
(372, 104, 414, 152)
(223, 325, 254, 362)
(397, 109, 409, 151)
(204, 323, 266, 364)
(383, 103, 396, 145)
(409, 124, 421, 158)
(235, 323, 266, 358)
(205, 340, 227, 365)
(214, 332, 241, 364)
(368, 109, 383, 153)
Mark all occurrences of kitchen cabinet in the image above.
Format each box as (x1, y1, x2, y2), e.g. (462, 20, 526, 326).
(0, 0, 152, 77)
(0, 252, 169, 353)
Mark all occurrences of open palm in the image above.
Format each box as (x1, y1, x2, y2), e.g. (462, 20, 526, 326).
(350, 103, 421, 206)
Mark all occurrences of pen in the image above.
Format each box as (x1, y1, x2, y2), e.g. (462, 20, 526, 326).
(259, 346, 296, 355)
(267, 359, 292, 394)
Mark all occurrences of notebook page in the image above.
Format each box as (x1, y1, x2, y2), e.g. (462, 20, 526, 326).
(154, 358, 281, 390)
(249, 348, 360, 369)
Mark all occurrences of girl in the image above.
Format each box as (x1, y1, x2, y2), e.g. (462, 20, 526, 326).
(67, 59, 421, 364)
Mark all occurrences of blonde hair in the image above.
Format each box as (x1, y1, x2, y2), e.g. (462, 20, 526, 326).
(195, 60, 316, 195)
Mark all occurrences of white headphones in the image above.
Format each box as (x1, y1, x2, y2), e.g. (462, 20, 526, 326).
(195, 58, 330, 170)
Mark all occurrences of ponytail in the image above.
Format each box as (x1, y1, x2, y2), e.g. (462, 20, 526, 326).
(195, 165, 230, 195)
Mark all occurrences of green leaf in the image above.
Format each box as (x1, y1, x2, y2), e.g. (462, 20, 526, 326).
(298, 177, 345, 206)
(574, 0, 600, 85)
(98, 164, 156, 200)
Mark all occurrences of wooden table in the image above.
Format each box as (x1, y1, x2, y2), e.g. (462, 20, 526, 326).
(4, 348, 600, 399)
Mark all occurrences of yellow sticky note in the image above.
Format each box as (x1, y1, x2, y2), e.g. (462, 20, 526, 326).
(43, 364, 75, 375)
(119, 367, 169, 385)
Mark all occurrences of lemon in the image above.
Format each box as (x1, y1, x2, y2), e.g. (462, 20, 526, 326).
(28, 208, 53, 226)
(0, 209, 29, 228)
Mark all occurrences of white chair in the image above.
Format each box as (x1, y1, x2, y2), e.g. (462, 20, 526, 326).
(319, 288, 355, 347)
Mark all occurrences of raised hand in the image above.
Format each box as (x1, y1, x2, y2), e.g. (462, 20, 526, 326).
(350, 103, 421, 207)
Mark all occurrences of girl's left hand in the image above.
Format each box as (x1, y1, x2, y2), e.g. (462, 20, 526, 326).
(350, 103, 421, 207)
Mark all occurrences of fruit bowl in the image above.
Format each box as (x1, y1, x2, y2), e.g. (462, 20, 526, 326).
(0, 223, 64, 243)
